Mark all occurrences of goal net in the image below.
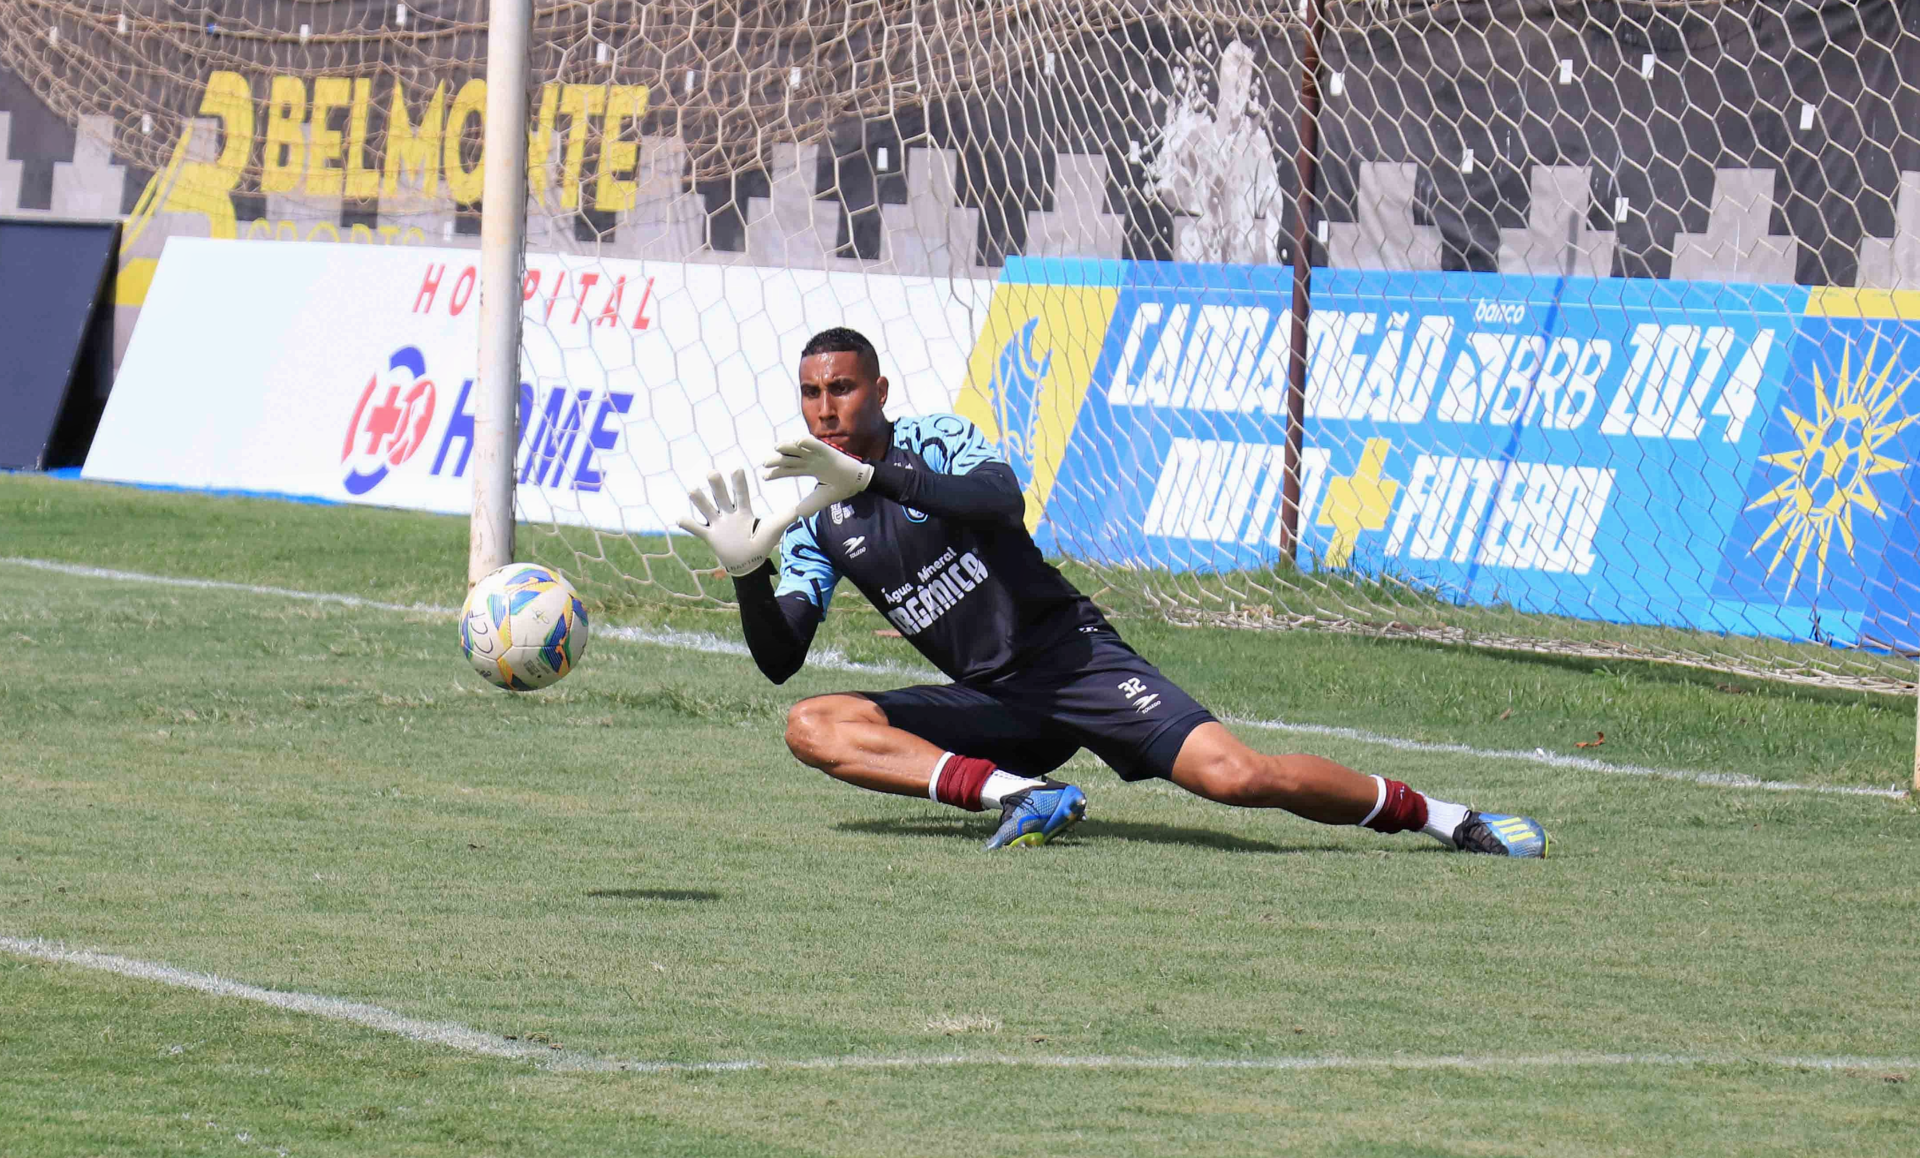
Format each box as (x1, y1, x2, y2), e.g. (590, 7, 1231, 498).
(12, 1, 1920, 694)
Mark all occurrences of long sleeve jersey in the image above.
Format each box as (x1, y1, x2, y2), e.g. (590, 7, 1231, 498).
(732, 413, 1112, 684)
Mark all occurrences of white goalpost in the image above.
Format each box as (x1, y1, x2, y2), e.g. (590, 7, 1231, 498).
(468, 0, 534, 586)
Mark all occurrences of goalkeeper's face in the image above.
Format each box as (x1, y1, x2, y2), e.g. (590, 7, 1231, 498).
(798, 352, 891, 461)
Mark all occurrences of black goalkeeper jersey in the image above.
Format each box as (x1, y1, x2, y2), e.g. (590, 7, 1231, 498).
(767, 414, 1112, 684)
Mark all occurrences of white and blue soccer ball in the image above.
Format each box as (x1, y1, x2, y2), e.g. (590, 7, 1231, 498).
(459, 563, 590, 691)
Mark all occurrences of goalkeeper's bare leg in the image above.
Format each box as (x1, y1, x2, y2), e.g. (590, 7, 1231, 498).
(785, 695, 1547, 856)
(785, 694, 949, 797)
(1166, 722, 1546, 854)
(786, 694, 1086, 848)
(786, 695, 1384, 825)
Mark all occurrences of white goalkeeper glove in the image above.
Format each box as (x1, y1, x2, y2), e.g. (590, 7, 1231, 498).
(675, 467, 857, 578)
(675, 469, 790, 578)
(763, 435, 875, 496)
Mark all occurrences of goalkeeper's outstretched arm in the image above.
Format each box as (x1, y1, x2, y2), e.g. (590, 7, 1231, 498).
(677, 469, 848, 685)
(866, 460, 1023, 526)
(732, 563, 822, 684)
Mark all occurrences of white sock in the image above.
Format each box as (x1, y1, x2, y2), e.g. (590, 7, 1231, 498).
(1422, 798, 1471, 847)
(980, 769, 1048, 809)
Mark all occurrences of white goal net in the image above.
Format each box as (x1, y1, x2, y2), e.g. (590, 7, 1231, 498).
(12, 1, 1920, 693)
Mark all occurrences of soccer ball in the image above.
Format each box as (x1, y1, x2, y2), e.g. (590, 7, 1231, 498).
(458, 563, 590, 691)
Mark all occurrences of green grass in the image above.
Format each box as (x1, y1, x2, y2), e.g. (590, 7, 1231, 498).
(5, 473, 1912, 786)
(3, 472, 1918, 1155)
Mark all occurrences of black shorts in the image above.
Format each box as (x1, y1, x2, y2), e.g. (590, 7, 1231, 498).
(863, 632, 1216, 782)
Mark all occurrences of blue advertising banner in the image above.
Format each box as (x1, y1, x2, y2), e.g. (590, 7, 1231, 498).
(955, 260, 1920, 652)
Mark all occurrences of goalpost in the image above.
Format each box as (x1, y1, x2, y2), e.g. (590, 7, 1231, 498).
(11, 1, 1920, 729)
(469, 0, 534, 585)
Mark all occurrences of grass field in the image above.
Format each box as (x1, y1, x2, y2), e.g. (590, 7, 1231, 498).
(3, 471, 1918, 1156)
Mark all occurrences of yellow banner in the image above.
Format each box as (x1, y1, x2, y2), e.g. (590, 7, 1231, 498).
(955, 282, 1118, 530)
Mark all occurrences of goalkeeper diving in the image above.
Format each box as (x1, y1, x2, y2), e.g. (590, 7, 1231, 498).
(679, 327, 1548, 855)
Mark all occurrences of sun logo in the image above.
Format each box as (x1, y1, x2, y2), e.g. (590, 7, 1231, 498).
(1746, 337, 1918, 589)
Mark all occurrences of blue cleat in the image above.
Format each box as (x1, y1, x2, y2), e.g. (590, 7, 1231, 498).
(985, 781, 1087, 850)
(1452, 810, 1549, 858)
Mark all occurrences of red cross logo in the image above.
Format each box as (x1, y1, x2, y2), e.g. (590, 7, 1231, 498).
(343, 347, 436, 494)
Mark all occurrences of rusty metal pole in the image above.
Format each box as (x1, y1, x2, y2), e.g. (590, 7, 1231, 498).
(1280, 0, 1325, 562)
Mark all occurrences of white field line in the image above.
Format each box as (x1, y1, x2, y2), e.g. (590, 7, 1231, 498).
(6, 935, 1916, 1078)
(0, 557, 926, 679)
(2, 556, 1906, 799)
(1, 935, 549, 1062)
(1, 557, 455, 616)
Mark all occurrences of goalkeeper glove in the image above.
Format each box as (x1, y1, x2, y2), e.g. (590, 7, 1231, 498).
(675, 469, 788, 578)
(675, 466, 861, 577)
(762, 435, 875, 495)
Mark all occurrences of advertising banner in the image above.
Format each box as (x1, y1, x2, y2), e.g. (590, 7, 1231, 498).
(957, 259, 1920, 651)
(85, 238, 990, 527)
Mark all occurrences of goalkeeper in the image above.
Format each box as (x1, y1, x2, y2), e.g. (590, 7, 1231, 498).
(680, 328, 1548, 855)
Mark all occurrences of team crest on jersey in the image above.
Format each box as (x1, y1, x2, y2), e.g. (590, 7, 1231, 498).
(831, 503, 849, 524)
(904, 506, 928, 523)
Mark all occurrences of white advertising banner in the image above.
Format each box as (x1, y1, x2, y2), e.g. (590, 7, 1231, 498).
(85, 238, 991, 529)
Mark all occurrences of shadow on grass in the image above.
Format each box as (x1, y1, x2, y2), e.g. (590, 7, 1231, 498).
(832, 816, 1004, 843)
(584, 888, 722, 902)
(834, 815, 1374, 855)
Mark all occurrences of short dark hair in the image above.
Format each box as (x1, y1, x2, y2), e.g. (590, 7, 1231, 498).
(800, 326, 881, 380)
